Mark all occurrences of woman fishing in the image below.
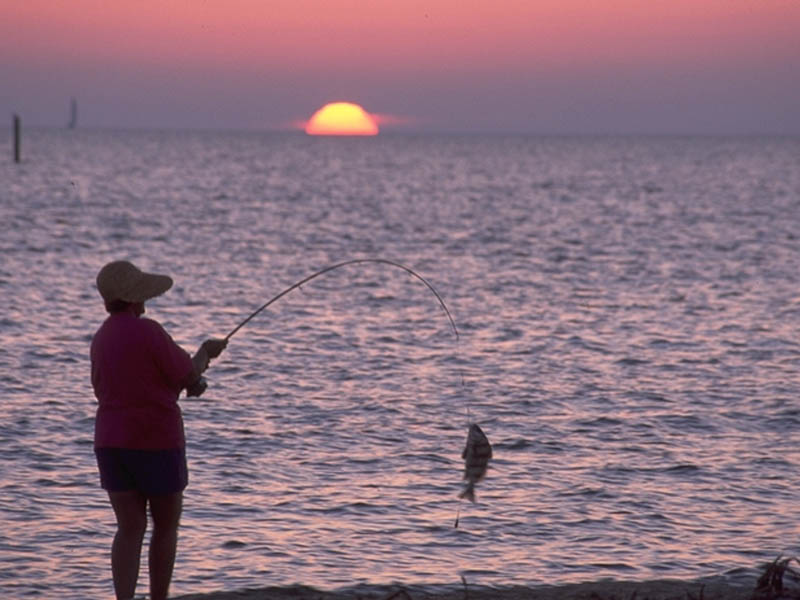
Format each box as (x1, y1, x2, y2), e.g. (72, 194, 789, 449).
(90, 260, 226, 600)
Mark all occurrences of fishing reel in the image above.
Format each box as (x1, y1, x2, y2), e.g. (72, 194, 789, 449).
(186, 376, 208, 397)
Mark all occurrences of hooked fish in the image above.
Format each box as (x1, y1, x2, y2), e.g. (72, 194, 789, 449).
(459, 423, 492, 503)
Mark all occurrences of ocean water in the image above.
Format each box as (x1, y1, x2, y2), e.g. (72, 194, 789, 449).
(1, 130, 800, 599)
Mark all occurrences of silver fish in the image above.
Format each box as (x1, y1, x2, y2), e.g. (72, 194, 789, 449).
(459, 423, 492, 502)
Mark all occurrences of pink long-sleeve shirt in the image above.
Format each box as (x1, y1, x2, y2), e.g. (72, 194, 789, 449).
(91, 312, 193, 449)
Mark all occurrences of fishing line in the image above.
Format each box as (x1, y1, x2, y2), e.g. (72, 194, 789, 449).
(220, 258, 469, 524)
(225, 258, 459, 342)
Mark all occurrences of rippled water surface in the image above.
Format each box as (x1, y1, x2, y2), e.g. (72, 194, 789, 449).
(2, 131, 800, 598)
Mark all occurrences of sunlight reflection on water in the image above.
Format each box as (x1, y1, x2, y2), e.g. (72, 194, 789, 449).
(1, 131, 800, 598)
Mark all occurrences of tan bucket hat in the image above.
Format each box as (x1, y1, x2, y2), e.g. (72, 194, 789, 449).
(96, 260, 173, 304)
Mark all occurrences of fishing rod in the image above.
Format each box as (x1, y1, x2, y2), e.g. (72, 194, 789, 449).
(224, 258, 459, 342)
(200, 259, 477, 526)
(187, 259, 458, 397)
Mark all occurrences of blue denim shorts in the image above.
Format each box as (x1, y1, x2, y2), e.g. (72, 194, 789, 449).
(95, 447, 188, 495)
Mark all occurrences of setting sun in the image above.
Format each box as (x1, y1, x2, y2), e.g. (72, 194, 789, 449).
(305, 102, 379, 136)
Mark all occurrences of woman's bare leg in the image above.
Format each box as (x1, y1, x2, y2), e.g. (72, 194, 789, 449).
(108, 491, 147, 600)
(148, 492, 183, 600)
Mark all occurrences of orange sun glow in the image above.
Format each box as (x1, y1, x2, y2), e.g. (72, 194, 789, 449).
(304, 102, 379, 136)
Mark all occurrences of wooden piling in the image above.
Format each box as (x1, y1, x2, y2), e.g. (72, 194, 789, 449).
(13, 114, 21, 163)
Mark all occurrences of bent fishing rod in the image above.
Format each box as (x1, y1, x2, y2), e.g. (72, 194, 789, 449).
(224, 258, 459, 342)
(186, 259, 458, 397)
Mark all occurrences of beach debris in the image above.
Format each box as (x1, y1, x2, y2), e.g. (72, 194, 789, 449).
(751, 555, 800, 599)
(459, 423, 492, 503)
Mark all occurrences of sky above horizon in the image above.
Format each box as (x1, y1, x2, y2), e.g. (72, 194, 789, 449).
(2, 1, 799, 134)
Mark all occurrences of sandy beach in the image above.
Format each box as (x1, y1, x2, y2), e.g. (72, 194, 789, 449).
(174, 578, 755, 600)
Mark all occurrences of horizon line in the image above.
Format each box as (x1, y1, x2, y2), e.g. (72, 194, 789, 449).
(6, 122, 800, 138)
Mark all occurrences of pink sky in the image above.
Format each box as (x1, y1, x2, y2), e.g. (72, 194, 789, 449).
(2, 0, 798, 133)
